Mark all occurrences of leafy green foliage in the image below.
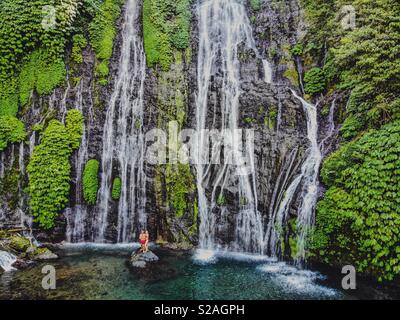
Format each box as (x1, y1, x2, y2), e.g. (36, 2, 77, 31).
(295, 0, 400, 282)
(312, 121, 400, 281)
(0, 164, 21, 210)
(332, 0, 400, 130)
(71, 34, 88, 65)
(302, 0, 400, 130)
(165, 163, 195, 218)
(0, 0, 76, 114)
(19, 49, 66, 106)
(217, 194, 226, 206)
(0, 93, 18, 117)
(249, 0, 261, 11)
(0, 116, 26, 151)
(304, 67, 326, 96)
(339, 115, 364, 140)
(111, 177, 122, 200)
(89, 0, 124, 84)
(143, 0, 192, 70)
(83, 159, 99, 205)
(66, 109, 84, 150)
(27, 110, 83, 229)
(290, 43, 304, 56)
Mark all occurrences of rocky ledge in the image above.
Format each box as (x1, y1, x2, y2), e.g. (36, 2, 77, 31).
(0, 231, 58, 273)
(129, 250, 159, 269)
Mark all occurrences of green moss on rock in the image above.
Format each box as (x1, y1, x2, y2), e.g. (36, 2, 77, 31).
(9, 235, 31, 252)
(143, 0, 192, 70)
(83, 159, 100, 205)
(89, 0, 124, 84)
(0, 116, 26, 151)
(112, 177, 122, 200)
(312, 120, 400, 281)
(27, 110, 83, 229)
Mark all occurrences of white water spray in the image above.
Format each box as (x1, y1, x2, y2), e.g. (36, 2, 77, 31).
(267, 90, 322, 262)
(66, 80, 94, 242)
(93, 0, 147, 243)
(195, 0, 266, 254)
(263, 60, 273, 84)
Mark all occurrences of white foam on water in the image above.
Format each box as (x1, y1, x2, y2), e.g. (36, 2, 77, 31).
(258, 262, 338, 297)
(193, 249, 218, 264)
(59, 242, 141, 252)
(0, 251, 17, 272)
(193, 248, 277, 264)
(217, 250, 277, 263)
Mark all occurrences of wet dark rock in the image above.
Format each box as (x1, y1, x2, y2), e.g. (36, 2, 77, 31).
(11, 259, 30, 270)
(0, 0, 338, 261)
(129, 250, 159, 269)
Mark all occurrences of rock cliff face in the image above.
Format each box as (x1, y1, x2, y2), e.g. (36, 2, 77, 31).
(0, 0, 338, 260)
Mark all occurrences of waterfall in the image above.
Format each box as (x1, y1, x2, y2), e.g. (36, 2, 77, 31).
(292, 91, 322, 263)
(18, 142, 25, 174)
(267, 90, 322, 262)
(17, 142, 33, 234)
(66, 80, 93, 243)
(276, 96, 283, 133)
(29, 132, 36, 158)
(320, 99, 337, 156)
(0, 152, 4, 223)
(60, 74, 71, 123)
(93, 0, 147, 243)
(195, 0, 265, 254)
(0, 152, 5, 179)
(262, 60, 273, 84)
(0, 251, 17, 272)
(265, 147, 299, 256)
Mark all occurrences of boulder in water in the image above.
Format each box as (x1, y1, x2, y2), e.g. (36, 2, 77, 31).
(33, 248, 58, 261)
(130, 250, 159, 268)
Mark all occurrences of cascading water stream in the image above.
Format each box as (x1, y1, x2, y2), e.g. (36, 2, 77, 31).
(263, 60, 273, 84)
(292, 91, 322, 263)
(93, 0, 146, 243)
(320, 99, 337, 156)
(0, 152, 5, 179)
(66, 80, 94, 242)
(195, 0, 269, 255)
(266, 90, 322, 263)
(17, 142, 33, 236)
(0, 251, 17, 272)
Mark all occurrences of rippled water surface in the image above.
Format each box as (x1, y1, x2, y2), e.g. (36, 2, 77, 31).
(0, 245, 396, 300)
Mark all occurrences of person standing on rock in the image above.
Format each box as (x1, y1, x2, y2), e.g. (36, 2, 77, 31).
(139, 230, 147, 253)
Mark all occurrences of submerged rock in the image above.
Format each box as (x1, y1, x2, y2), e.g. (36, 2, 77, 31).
(130, 250, 159, 268)
(33, 248, 58, 261)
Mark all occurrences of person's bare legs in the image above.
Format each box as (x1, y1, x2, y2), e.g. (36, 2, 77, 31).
(145, 231, 149, 253)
